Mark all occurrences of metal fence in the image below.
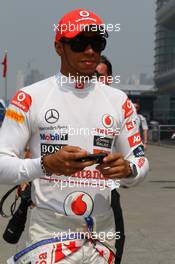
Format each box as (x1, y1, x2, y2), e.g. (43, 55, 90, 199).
(149, 124, 175, 144)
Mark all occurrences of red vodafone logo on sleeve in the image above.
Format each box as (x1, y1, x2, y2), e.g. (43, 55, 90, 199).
(11, 91, 32, 112)
(122, 98, 133, 119)
(128, 132, 142, 147)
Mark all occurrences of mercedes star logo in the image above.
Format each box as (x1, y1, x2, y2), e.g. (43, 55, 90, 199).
(45, 109, 59, 124)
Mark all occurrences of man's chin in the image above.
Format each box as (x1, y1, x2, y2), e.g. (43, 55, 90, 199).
(79, 69, 96, 77)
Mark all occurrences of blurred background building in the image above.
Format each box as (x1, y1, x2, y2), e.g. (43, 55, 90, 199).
(154, 0, 175, 124)
(24, 69, 45, 86)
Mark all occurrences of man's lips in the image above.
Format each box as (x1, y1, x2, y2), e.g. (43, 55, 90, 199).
(81, 60, 96, 65)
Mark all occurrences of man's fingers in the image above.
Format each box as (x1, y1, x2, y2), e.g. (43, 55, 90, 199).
(98, 165, 125, 176)
(63, 150, 88, 161)
(96, 158, 124, 171)
(103, 172, 124, 179)
(63, 146, 82, 152)
(70, 160, 96, 169)
(103, 153, 123, 163)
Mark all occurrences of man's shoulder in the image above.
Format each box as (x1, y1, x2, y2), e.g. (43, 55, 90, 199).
(138, 114, 146, 121)
(20, 76, 56, 96)
(97, 82, 127, 102)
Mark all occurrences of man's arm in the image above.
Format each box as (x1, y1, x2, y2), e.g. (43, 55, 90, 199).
(97, 96, 149, 187)
(0, 91, 95, 185)
(141, 115, 148, 150)
(0, 91, 43, 184)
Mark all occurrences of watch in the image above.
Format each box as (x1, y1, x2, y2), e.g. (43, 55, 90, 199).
(128, 163, 138, 178)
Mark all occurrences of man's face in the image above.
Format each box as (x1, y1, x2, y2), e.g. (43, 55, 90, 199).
(96, 62, 112, 85)
(55, 31, 103, 77)
(96, 63, 108, 83)
(134, 103, 139, 113)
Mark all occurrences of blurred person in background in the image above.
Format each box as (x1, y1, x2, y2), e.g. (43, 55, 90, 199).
(134, 103, 148, 150)
(96, 55, 113, 85)
(96, 56, 125, 264)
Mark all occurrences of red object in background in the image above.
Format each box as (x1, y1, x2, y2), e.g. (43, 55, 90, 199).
(1, 53, 7, 78)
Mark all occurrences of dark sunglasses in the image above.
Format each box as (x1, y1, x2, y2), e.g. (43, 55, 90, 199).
(60, 35, 107, 53)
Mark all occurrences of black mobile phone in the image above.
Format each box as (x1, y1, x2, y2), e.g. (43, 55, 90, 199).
(77, 153, 108, 163)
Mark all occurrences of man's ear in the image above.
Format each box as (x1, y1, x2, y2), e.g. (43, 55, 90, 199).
(55, 41, 64, 56)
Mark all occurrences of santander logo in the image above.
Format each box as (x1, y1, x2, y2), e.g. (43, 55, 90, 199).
(64, 192, 93, 217)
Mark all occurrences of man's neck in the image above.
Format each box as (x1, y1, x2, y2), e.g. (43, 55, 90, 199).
(60, 71, 95, 82)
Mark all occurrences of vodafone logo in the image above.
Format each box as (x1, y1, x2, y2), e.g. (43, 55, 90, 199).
(11, 90, 32, 112)
(80, 10, 90, 17)
(102, 114, 114, 128)
(64, 192, 93, 217)
(128, 132, 142, 147)
(17, 92, 26, 102)
(75, 82, 84, 89)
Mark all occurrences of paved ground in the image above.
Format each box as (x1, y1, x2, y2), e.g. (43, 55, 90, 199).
(120, 145, 175, 264)
(0, 145, 175, 263)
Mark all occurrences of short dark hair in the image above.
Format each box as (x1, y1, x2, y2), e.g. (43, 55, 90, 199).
(100, 55, 113, 76)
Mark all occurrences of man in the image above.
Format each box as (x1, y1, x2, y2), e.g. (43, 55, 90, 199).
(134, 103, 148, 150)
(96, 56, 125, 264)
(96, 55, 113, 85)
(0, 9, 149, 263)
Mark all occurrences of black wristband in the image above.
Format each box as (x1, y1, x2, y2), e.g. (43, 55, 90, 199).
(41, 155, 52, 176)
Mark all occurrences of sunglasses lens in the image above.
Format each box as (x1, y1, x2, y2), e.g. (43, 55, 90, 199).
(92, 37, 106, 52)
(69, 36, 106, 53)
(70, 40, 87, 52)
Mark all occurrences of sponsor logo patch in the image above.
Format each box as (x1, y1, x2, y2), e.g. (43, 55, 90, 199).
(122, 98, 133, 119)
(137, 157, 145, 168)
(93, 136, 113, 149)
(93, 149, 110, 154)
(102, 114, 114, 128)
(95, 128, 120, 137)
(126, 119, 136, 131)
(40, 133, 68, 141)
(133, 145, 145, 157)
(45, 109, 59, 124)
(5, 109, 25, 123)
(75, 82, 85, 89)
(64, 192, 93, 217)
(128, 132, 142, 147)
(41, 144, 67, 155)
(39, 125, 68, 131)
(72, 169, 105, 179)
(11, 91, 32, 112)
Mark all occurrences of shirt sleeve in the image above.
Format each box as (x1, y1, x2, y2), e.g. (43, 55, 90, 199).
(0, 90, 43, 185)
(140, 115, 148, 130)
(114, 96, 149, 187)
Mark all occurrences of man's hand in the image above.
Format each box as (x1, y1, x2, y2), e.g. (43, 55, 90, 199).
(96, 153, 132, 179)
(43, 146, 95, 176)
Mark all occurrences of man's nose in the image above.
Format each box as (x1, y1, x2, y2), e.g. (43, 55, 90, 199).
(84, 44, 95, 54)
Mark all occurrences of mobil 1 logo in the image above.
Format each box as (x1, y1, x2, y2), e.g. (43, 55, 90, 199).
(41, 144, 67, 155)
